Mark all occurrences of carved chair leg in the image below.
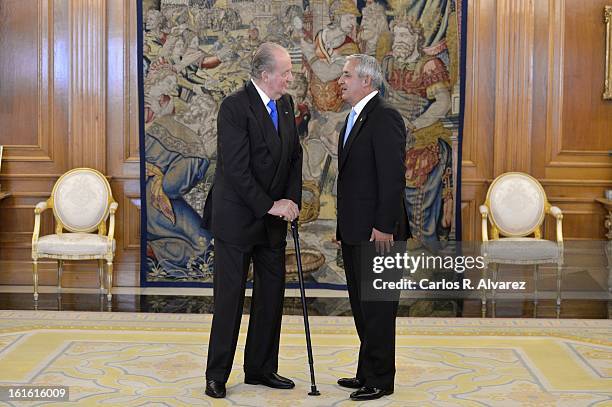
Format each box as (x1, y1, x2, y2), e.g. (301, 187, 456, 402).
(481, 264, 487, 317)
(556, 263, 563, 318)
(106, 261, 113, 301)
(98, 259, 105, 295)
(32, 260, 39, 301)
(533, 264, 539, 318)
(57, 260, 64, 293)
(491, 263, 498, 318)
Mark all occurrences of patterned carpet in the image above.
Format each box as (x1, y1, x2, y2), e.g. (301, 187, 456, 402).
(0, 311, 610, 406)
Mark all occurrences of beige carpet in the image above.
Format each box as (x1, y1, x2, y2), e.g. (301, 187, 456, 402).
(0, 311, 610, 406)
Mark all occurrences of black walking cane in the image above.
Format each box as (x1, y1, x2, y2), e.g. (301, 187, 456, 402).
(290, 219, 320, 396)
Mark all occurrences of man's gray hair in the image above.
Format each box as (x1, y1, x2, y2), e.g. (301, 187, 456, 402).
(346, 54, 383, 89)
(251, 42, 286, 79)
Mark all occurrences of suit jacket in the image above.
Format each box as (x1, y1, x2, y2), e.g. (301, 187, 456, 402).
(336, 94, 409, 245)
(202, 81, 302, 246)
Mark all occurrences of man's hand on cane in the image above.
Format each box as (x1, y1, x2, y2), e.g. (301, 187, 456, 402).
(268, 199, 299, 221)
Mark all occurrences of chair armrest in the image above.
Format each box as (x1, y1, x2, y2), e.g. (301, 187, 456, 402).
(547, 205, 563, 243)
(479, 205, 489, 242)
(32, 200, 50, 246)
(35, 201, 49, 214)
(108, 201, 118, 242)
(548, 206, 562, 219)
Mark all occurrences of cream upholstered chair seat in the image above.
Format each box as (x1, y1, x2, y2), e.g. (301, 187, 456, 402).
(484, 238, 561, 264)
(31, 168, 117, 301)
(37, 234, 116, 257)
(479, 172, 563, 317)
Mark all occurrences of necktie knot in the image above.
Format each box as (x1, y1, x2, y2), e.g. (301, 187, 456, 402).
(267, 99, 277, 113)
(267, 100, 278, 130)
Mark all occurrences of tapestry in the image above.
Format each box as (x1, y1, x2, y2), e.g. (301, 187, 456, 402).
(138, 0, 467, 287)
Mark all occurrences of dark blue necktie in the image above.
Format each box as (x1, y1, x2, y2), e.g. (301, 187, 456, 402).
(267, 100, 278, 131)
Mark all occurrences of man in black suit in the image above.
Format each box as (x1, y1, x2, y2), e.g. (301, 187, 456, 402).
(202, 42, 302, 399)
(335, 54, 408, 401)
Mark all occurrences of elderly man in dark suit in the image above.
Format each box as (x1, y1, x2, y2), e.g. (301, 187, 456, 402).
(202, 42, 302, 399)
(335, 54, 408, 401)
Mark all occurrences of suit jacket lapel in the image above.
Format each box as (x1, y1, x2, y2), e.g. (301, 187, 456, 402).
(338, 95, 380, 173)
(338, 114, 349, 158)
(245, 82, 281, 166)
(337, 114, 351, 170)
(269, 96, 292, 188)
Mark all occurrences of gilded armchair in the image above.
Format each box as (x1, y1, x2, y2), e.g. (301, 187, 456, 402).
(31, 168, 118, 301)
(479, 172, 564, 316)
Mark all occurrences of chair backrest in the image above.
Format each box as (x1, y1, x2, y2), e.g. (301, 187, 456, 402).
(51, 168, 113, 233)
(486, 172, 547, 237)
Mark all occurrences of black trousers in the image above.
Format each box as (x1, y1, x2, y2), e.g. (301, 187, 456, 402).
(206, 238, 286, 383)
(341, 242, 399, 391)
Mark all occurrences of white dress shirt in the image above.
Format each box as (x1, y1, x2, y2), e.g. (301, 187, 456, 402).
(251, 79, 273, 114)
(349, 90, 379, 127)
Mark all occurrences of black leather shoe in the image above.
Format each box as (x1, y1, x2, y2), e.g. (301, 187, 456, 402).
(244, 372, 295, 389)
(205, 379, 226, 398)
(350, 386, 393, 401)
(337, 377, 364, 389)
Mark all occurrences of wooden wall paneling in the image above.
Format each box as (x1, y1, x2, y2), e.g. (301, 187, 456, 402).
(460, 0, 496, 241)
(109, 178, 140, 287)
(531, 0, 550, 178)
(542, 0, 564, 178)
(0, 179, 61, 286)
(69, 0, 107, 171)
(561, 0, 612, 154)
(107, 0, 140, 178)
(106, 0, 141, 287)
(460, 200, 476, 242)
(531, 0, 611, 240)
(462, 0, 496, 182)
(0, 0, 120, 290)
(0, 0, 40, 148)
(548, 208, 606, 240)
(542, 180, 612, 198)
(122, 189, 142, 252)
(461, 0, 478, 175)
(542, 0, 612, 178)
(127, 0, 140, 169)
(0, 0, 71, 288)
(460, 181, 490, 241)
(544, 195, 606, 240)
(493, 0, 536, 175)
(543, 180, 610, 239)
(0, 0, 69, 175)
